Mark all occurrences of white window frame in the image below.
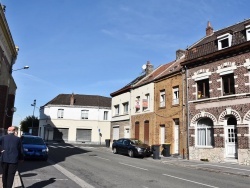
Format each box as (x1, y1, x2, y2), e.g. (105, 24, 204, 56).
(217, 33, 232, 50)
(172, 87, 179, 105)
(196, 118, 213, 147)
(81, 110, 89, 119)
(135, 96, 140, 112)
(143, 94, 150, 111)
(114, 105, 119, 115)
(246, 24, 250, 41)
(57, 109, 64, 119)
(103, 111, 108, 120)
(160, 90, 165, 107)
(123, 102, 129, 114)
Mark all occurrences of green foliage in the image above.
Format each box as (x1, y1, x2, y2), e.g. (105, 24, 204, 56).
(20, 116, 39, 132)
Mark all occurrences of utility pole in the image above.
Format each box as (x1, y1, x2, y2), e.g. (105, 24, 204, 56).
(31, 99, 36, 135)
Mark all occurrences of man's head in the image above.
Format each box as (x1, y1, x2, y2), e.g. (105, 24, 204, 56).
(7, 126, 16, 134)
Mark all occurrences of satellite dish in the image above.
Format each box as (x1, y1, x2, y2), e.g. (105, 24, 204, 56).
(142, 64, 146, 70)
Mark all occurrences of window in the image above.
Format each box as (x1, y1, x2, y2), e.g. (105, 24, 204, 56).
(123, 102, 129, 114)
(103, 111, 108, 120)
(217, 33, 232, 50)
(222, 74, 235, 95)
(197, 79, 210, 99)
(143, 94, 150, 111)
(197, 118, 214, 146)
(57, 109, 64, 119)
(160, 90, 165, 107)
(172, 87, 179, 105)
(135, 96, 140, 112)
(114, 105, 119, 115)
(81, 110, 89, 119)
(246, 25, 250, 41)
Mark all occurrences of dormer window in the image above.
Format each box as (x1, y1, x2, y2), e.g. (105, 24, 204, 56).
(246, 24, 250, 41)
(217, 33, 232, 50)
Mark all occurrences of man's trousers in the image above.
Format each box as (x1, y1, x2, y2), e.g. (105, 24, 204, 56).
(1, 162, 18, 188)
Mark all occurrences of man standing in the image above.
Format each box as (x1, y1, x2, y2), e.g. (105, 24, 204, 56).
(0, 126, 23, 188)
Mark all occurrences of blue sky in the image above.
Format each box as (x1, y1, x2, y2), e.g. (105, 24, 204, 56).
(2, 0, 249, 126)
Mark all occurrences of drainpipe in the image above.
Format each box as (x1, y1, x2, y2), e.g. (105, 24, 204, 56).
(185, 65, 190, 160)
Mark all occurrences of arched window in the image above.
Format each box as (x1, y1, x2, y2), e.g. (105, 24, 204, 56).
(197, 118, 214, 146)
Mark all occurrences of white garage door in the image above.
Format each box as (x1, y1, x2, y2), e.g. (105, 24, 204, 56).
(76, 129, 92, 142)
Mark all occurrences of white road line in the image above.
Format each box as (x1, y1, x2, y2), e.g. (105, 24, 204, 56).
(93, 156, 110, 161)
(163, 174, 219, 188)
(119, 162, 148, 171)
(190, 164, 250, 172)
(48, 159, 95, 188)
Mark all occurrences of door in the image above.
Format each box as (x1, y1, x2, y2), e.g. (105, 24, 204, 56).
(225, 117, 237, 158)
(174, 119, 179, 154)
(53, 128, 69, 141)
(113, 126, 119, 141)
(124, 127, 130, 138)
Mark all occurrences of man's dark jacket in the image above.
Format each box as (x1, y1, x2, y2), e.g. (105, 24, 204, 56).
(0, 134, 23, 163)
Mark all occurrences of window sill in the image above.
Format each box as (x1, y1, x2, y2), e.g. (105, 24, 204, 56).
(195, 146, 214, 149)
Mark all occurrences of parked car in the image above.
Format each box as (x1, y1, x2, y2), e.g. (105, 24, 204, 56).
(21, 135, 49, 161)
(112, 138, 152, 158)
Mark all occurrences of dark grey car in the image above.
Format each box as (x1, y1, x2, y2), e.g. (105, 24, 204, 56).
(112, 138, 152, 158)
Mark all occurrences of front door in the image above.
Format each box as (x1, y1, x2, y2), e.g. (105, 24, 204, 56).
(225, 117, 237, 158)
(174, 119, 179, 154)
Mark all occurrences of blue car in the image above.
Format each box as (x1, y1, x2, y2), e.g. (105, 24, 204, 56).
(21, 135, 49, 161)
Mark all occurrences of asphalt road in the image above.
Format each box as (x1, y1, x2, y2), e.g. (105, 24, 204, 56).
(18, 143, 250, 188)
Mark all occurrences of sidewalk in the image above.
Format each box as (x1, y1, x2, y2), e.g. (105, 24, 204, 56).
(0, 168, 23, 188)
(146, 155, 250, 178)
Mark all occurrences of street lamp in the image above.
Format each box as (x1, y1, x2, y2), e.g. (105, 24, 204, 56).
(12, 65, 29, 72)
(31, 99, 36, 135)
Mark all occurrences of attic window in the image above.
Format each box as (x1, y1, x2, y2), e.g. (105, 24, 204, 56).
(217, 33, 232, 50)
(246, 24, 250, 41)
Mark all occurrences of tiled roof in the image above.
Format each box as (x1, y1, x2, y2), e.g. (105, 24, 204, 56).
(134, 63, 174, 87)
(110, 74, 146, 97)
(185, 19, 250, 61)
(44, 94, 111, 108)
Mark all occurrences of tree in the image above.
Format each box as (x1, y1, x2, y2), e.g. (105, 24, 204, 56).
(20, 116, 39, 133)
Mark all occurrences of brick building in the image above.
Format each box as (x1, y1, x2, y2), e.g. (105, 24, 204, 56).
(0, 4, 18, 135)
(181, 20, 250, 164)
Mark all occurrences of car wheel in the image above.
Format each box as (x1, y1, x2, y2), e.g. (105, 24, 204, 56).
(128, 150, 134, 158)
(113, 147, 117, 154)
(42, 157, 48, 161)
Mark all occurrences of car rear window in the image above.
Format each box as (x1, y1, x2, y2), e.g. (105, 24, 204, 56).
(22, 137, 45, 145)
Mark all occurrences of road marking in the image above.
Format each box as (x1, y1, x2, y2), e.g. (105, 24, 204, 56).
(190, 164, 250, 172)
(94, 156, 110, 161)
(26, 178, 68, 181)
(163, 174, 219, 188)
(119, 162, 148, 171)
(48, 159, 95, 188)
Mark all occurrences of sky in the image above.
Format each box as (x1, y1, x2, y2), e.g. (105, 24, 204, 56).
(1, 0, 249, 126)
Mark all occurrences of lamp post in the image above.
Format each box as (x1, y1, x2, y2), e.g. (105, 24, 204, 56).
(12, 65, 29, 72)
(31, 99, 36, 135)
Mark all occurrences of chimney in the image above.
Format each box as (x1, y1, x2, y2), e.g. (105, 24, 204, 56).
(70, 93, 74, 105)
(176, 49, 186, 60)
(146, 61, 153, 75)
(206, 21, 213, 36)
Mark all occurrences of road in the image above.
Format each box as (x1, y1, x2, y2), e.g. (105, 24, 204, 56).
(18, 143, 250, 188)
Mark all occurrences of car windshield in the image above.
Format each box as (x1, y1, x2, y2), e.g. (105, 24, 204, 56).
(130, 139, 143, 145)
(22, 137, 45, 145)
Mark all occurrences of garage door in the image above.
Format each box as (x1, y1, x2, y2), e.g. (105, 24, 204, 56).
(76, 129, 92, 142)
(53, 128, 69, 141)
(113, 126, 119, 141)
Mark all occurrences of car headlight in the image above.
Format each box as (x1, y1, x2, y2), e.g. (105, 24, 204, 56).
(136, 147, 142, 152)
(42, 148, 49, 152)
(23, 148, 28, 152)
